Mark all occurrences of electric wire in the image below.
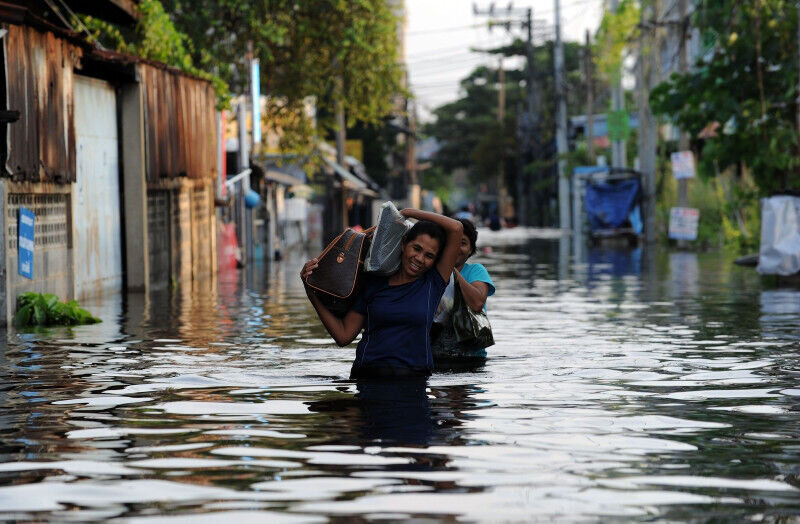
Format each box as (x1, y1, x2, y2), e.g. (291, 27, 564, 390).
(407, 23, 487, 36)
(40, 0, 73, 33)
(408, 0, 605, 110)
(55, 0, 104, 48)
(407, 50, 483, 65)
(43, 0, 107, 50)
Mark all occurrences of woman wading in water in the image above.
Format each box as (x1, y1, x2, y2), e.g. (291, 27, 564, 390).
(431, 218, 495, 369)
(301, 209, 462, 379)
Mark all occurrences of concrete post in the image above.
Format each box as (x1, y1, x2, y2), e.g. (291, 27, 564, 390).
(677, 0, 690, 248)
(0, 182, 6, 326)
(610, 0, 626, 169)
(237, 101, 252, 261)
(554, 0, 571, 230)
(638, 2, 658, 244)
(120, 80, 149, 292)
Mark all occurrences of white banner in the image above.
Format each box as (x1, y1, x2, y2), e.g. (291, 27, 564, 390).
(669, 207, 699, 241)
(671, 151, 695, 179)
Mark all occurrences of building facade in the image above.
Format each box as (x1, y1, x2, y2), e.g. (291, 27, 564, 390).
(0, 2, 219, 325)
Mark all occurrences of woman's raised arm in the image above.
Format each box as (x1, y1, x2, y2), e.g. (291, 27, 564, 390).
(400, 208, 463, 282)
(301, 258, 364, 346)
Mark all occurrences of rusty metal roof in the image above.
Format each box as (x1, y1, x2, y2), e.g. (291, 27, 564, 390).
(141, 64, 218, 182)
(5, 24, 79, 183)
(4, 20, 217, 184)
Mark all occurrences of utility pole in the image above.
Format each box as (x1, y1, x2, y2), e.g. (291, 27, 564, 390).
(554, 0, 570, 231)
(498, 58, 506, 124)
(524, 7, 540, 227)
(406, 98, 419, 208)
(585, 29, 595, 164)
(333, 65, 347, 231)
(334, 79, 346, 166)
(610, 0, 626, 168)
(237, 100, 251, 262)
(473, 4, 510, 221)
(795, 1, 799, 156)
(638, 1, 658, 244)
(676, 0, 690, 247)
(474, 4, 542, 225)
(498, 58, 506, 212)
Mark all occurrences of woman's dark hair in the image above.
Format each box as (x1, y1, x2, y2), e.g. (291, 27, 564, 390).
(403, 220, 447, 262)
(457, 218, 478, 257)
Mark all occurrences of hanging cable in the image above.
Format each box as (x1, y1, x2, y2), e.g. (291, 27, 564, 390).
(40, 0, 73, 32)
(55, 0, 106, 50)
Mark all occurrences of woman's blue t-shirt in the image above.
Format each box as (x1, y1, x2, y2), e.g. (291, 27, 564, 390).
(351, 268, 448, 374)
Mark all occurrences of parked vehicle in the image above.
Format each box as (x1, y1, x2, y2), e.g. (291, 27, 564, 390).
(573, 167, 644, 246)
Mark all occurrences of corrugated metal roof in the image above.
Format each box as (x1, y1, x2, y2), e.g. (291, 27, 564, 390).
(5, 24, 78, 183)
(140, 64, 217, 182)
(4, 21, 217, 185)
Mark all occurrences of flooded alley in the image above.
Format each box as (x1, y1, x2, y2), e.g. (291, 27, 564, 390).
(0, 230, 799, 521)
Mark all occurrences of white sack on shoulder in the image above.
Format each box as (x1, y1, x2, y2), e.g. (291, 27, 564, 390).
(365, 201, 412, 275)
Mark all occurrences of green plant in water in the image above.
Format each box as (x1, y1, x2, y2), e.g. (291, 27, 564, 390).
(13, 293, 101, 328)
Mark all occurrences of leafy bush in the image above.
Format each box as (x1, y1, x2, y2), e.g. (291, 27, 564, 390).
(13, 293, 101, 328)
(655, 168, 760, 253)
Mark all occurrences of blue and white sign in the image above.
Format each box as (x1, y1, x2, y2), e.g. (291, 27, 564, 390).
(18, 207, 34, 279)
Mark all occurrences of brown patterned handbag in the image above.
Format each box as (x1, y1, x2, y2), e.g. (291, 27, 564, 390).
(305, 226, 376, 316)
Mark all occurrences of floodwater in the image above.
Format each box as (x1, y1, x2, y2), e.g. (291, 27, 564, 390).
(1, 229, 799, 522)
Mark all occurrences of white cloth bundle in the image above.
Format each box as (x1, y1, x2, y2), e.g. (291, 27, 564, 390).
(757, 195, 800, 276)
(365, 201, 412, 275)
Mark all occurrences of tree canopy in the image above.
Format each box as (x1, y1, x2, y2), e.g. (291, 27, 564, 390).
(83, 0, 406, 152)
(423, 39, 606, 224)
(160, 0, 406, 150)
(81, 0, 229, 102)
(650, 0, 800, 193)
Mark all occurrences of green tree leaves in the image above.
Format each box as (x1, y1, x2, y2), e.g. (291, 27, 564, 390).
(595, 0, 640, 82)
(80, 0, 230, 106)
(650, 0, 800, 193)
(161, 0, 405, 151)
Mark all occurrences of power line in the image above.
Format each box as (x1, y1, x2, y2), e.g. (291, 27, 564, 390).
(406, 43, 481, 58)
(411, 67, 488, 81)
(406, 47, 498, 64)
(515, 0, 604, 18)
(406, 50, 482, 65)
(409, 55, 488, 72)
(406, 23, 487, 36)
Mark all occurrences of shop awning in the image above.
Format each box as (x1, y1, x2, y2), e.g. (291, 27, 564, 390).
(264, 168, 305, 186)
(324, 158, 378, 197)
(324, 158, 367, 189)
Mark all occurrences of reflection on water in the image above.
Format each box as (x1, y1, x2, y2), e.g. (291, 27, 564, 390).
(1, 230, 799, 521)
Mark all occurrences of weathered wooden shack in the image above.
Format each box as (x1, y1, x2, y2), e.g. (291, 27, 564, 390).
(0, 1, 218, 325)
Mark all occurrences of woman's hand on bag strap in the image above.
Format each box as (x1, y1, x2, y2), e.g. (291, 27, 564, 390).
(300, 258, 319, 282)
(455, 269, 489, 312)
